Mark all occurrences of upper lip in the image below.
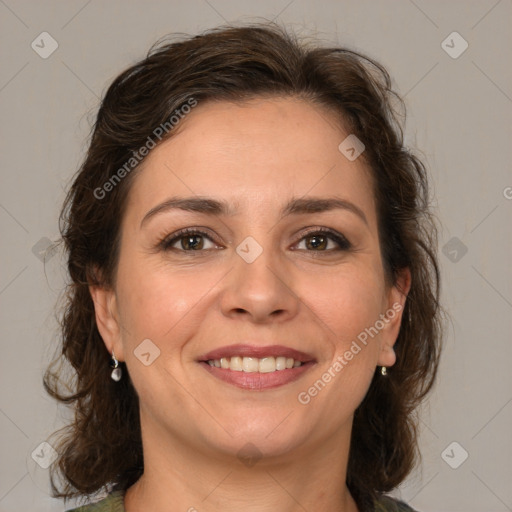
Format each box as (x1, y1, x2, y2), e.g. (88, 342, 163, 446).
(198, 344, 316, 363)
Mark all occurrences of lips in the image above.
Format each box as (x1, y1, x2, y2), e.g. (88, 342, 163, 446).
(197, 344, 317, 390)
(198, 344, 316, 363)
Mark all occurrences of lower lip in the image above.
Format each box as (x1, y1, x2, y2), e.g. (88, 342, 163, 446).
(199, 361, 316, 390)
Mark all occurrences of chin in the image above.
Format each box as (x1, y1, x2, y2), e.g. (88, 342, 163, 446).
(197, 411, 311, 461)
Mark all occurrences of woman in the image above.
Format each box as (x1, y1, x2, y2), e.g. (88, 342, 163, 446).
(44, 22, 442, 512)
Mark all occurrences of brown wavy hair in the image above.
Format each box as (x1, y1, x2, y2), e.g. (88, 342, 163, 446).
(44, 21, 443, 509)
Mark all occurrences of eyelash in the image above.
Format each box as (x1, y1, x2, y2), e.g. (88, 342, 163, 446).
(158, 227, 352, 255)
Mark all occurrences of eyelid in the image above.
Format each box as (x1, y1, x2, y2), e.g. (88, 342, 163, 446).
(159, 227, 221, 251)
(292, 226, 352, 251)
(159, 226, 352, 253)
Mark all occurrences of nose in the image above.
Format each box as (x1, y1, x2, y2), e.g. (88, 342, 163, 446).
(219, 240, 300, 324)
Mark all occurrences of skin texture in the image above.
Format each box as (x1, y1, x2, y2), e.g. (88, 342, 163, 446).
(90, 97, 410, 512)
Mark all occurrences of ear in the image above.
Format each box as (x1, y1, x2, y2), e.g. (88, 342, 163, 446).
(89, 272, 125, 361)
(377, 267, 411, 368)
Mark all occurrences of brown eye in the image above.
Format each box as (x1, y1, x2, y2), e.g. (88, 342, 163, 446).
(296, 229, 351, 252)
(304, 234, 329, 250)
(180, 234, 205, 250)
(160, 229, 218, 251)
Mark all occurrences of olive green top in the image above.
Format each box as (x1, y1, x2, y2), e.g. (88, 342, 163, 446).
(66, 490, 418, 511)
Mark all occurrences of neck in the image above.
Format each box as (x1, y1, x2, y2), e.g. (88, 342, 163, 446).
(124, 415, 359, 512)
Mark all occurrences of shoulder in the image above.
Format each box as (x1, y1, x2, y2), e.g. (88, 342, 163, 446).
(374, 494, 419, 512)
(65, 490, 125, 512)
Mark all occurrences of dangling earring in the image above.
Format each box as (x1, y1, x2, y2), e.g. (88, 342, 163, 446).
(110, 349, 122, 381)
(380, 366, 387, 376)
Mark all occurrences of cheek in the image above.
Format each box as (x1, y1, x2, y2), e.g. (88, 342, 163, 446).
(115, 252, 224, 347)
(115, 250, 175, 332)
(312, 287, 382, 410)
(318, 267, 385, 340)
(117, 276, 193, 339)
(312, 265, 385, 404)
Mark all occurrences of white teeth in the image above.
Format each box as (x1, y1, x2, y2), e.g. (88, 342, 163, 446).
(276, 356, 287, 370)
(206, 355, 304, 373)
(242, 357, 259, 372)
(259, 357, 276, 373)
(230, 356, 243, 371)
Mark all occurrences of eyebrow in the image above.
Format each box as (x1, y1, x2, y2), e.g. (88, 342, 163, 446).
(140, 195, 368, 228)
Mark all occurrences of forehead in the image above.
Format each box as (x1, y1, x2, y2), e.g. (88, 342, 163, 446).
(124, 97, 376, 224)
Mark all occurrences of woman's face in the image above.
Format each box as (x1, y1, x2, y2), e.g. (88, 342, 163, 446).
(92, 97, 408, 461)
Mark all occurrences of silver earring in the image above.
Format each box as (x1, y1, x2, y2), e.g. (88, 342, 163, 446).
(110, 350, 122, 381)
(380, 366, 387, 376)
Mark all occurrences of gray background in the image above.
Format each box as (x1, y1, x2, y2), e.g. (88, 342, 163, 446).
(0, 1, 511, 511)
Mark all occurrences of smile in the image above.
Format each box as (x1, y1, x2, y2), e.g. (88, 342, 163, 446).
(198, 344, 316, 390)
(207, 355, 302, 372)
